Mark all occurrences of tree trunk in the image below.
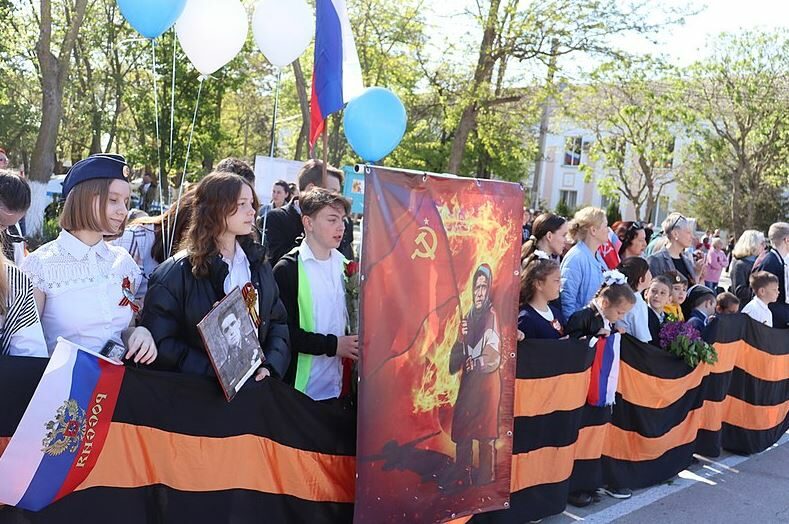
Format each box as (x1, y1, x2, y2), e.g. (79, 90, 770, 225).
(445, 0, 502, 175)
(292, 59, 311, 161)
(28, 0, 89, 235)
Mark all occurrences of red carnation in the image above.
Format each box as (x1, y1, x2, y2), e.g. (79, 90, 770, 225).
(345, 260, 360, 277)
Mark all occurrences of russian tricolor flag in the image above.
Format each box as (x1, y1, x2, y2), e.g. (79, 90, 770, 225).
(587, 333, 621, 408)
(309, 0, 364, 148)
(0, 339, 124, 511)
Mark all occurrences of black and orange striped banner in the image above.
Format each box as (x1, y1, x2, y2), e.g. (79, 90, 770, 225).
(1, 315, 788, 524)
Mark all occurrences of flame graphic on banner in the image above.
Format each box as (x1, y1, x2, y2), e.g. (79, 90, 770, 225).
(412, 198, 518, 413)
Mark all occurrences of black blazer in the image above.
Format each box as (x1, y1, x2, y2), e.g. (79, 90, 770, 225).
(271, 250, 339, 386)
(752, 248, 789, 328)
(141, 236, 291, 379)
(260, 201, 355, 265)
(566, 306, 605, 339)
(647, 308, 663, 346)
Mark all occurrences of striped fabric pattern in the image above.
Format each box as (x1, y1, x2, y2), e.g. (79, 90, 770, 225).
(0, 265, 41, 355)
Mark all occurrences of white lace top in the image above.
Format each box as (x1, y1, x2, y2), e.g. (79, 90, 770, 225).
(21, 230, 141, 354)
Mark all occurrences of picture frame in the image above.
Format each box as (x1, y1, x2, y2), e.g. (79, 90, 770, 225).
(197, 287, 264, 401)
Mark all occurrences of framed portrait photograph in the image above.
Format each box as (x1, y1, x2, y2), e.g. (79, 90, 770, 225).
(197, 287, 264, 401)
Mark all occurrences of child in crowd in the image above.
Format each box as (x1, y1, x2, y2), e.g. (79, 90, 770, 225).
(615, 257, 652, 343)
(664, 271, 688, 321)
(741, 271, 780, 327)
(566, 271, 636, 340)
(716, 292, 740, 315)
(518, 252, 565, 339)
(566, 271, 636, 505)
(703, 237, 728, 291)
(684, 286, 716, 332)
(646, 275, 673, 346)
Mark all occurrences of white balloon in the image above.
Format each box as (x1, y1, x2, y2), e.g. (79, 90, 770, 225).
(252, 0, 313, 68)
(176, 0, 249, 76)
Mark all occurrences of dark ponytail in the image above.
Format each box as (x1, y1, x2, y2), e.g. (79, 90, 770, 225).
(521, 213, 567, 262)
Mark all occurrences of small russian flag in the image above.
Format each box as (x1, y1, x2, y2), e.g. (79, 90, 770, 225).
(0, 339, 124, 511)
(587, 333, 621, 407)
(309, 0, 364, 149)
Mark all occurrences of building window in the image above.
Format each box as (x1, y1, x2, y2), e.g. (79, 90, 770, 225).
(564, 136, 583, 166)
(559, 190, 577, 209)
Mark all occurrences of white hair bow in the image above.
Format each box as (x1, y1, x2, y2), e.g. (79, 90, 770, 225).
(603, 269, 627, 286)
(534, 250, 550, 260)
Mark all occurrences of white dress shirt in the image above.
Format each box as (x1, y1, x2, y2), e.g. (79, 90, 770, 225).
(299, 241, 347, 401)
(617, 292, 651, 343)
(742, 297, 773, 327)
(21, 230, 141, 354)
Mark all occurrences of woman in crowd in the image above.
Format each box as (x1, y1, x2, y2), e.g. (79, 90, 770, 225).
(647, 213, 702, 285)
(21, 154, 157, 363)
(113, 192, 195, 303)
(559, 207, 609, 321)
(0, 171, 46, 356)
(258, 179, 293, 222)
(518, 252, 564, 339)
(729, 229, 766, 308)
(521, 213, 568, 265)
(615, 257, 652, 343)
(0, 169, 30, 265)
(616, 221, 648, 260)
(141, 172, 290, 381)
(703, 237, 728, 291)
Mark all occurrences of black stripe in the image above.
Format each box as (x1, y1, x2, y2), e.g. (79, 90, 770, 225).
(516, 338, 593, 379)
(707, 314, 789, 355)
(0, 356, 46, 435)
(471, 480, 570, 524)
(727, 367, 789, 407)
(723, 418, 789, 455)
(112, 366, 357, 456)
(0, 485, 354, 524)
(619, 335, 701, 380)
(611, 373, 730, 438)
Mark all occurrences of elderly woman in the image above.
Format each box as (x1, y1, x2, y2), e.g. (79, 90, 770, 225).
(647, 213, 702, 285)
(729, 229, 765, 308)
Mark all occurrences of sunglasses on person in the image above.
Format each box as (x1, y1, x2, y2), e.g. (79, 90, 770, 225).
(669, 214, 687, 231)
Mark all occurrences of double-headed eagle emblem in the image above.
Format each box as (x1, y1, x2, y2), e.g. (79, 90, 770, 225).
(41, 399, 86, 456)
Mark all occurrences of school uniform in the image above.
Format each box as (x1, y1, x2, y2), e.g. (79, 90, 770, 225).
(518, 304, 565, 339)
(647, 307, 665, 346)
(741, 297, 773, 328)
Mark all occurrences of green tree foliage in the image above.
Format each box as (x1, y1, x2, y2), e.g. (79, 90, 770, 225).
(679, 30, 789, 234)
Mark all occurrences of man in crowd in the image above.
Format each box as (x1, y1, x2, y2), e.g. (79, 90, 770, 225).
(218, 310, 260, 391)
(216, 157, 256, 185)
(752, 222, 789, 328)
(138, 172, 158, 213)
(0, 148, 8, 169)
(262, 159, 353, 264)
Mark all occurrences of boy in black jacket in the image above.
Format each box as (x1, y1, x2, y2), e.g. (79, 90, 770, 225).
(645, 275, 672, 345)
(272, 189, 358, 400)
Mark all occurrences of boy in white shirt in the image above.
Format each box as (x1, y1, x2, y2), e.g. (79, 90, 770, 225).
(741, 271, 780, 327)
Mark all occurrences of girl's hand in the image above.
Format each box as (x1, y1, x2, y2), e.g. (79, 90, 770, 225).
(597, 328, 611, 337)
(517, 330, 525, 342)
(125, 326, 158, 364)
(255, 367, 271, 381)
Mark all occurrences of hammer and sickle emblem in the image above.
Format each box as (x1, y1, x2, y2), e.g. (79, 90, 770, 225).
(411, 226, 438, 260)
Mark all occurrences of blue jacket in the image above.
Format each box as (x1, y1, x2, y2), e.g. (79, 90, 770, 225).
(560, 241, 607, 321)
(686, 309, 708, 333)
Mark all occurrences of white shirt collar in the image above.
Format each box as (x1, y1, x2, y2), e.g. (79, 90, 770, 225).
(58, 230, 112, 261)
(299, 240, 344, 266)
(753, 297, 771, 312)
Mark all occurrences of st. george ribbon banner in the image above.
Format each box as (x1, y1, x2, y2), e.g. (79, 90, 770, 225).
(354, 166, 524, 523)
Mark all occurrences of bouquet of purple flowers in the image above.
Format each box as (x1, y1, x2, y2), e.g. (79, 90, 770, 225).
(658, 321, 718, 368)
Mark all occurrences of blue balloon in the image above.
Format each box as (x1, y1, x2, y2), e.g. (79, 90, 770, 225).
(343, 87, 407, 162)
(118, 0, 187, 39)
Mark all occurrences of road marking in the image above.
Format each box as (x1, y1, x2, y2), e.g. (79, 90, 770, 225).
(702, 465, 723, 475)
(562, 510, 585, 521)
(693, 454, 740, 473)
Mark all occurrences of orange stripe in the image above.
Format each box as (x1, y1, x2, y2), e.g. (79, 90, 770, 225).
(515, 371, 590, 417)
(510, 424, 608, 492)
(603, 400, 724, 461)
(724, 396, 789, 431)
(0, 436, 9, 459)
(733, 341, 789, 382)
(77, 422, 355, 503)
(618, 342, 738, 409)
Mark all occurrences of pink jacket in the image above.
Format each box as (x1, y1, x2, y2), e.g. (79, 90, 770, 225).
(703, 248, 728, 283)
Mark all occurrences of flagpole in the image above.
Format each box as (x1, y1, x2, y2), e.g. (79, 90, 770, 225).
(322, 119, 329, 187)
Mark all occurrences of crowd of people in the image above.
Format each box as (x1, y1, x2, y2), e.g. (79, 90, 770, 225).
(0, 152, 787, 514)
(519, 206, 789, 508)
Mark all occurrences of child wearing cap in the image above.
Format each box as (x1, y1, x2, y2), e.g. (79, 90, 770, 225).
(663, 270, 688, 321)
(20, 154, 157, 363)
(684, 285, 716, 332)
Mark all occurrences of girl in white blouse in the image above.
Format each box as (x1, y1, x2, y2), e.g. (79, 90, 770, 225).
(21, 155, 157, 363)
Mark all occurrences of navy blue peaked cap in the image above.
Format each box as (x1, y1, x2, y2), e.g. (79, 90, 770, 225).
(62, 154, 129, 198)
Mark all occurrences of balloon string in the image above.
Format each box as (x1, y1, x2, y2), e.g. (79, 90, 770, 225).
(168, 76, 204, 257)
(168, 28, 177, 167)
(268, 68, 282, 158)
(150, 38, 168, 256)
